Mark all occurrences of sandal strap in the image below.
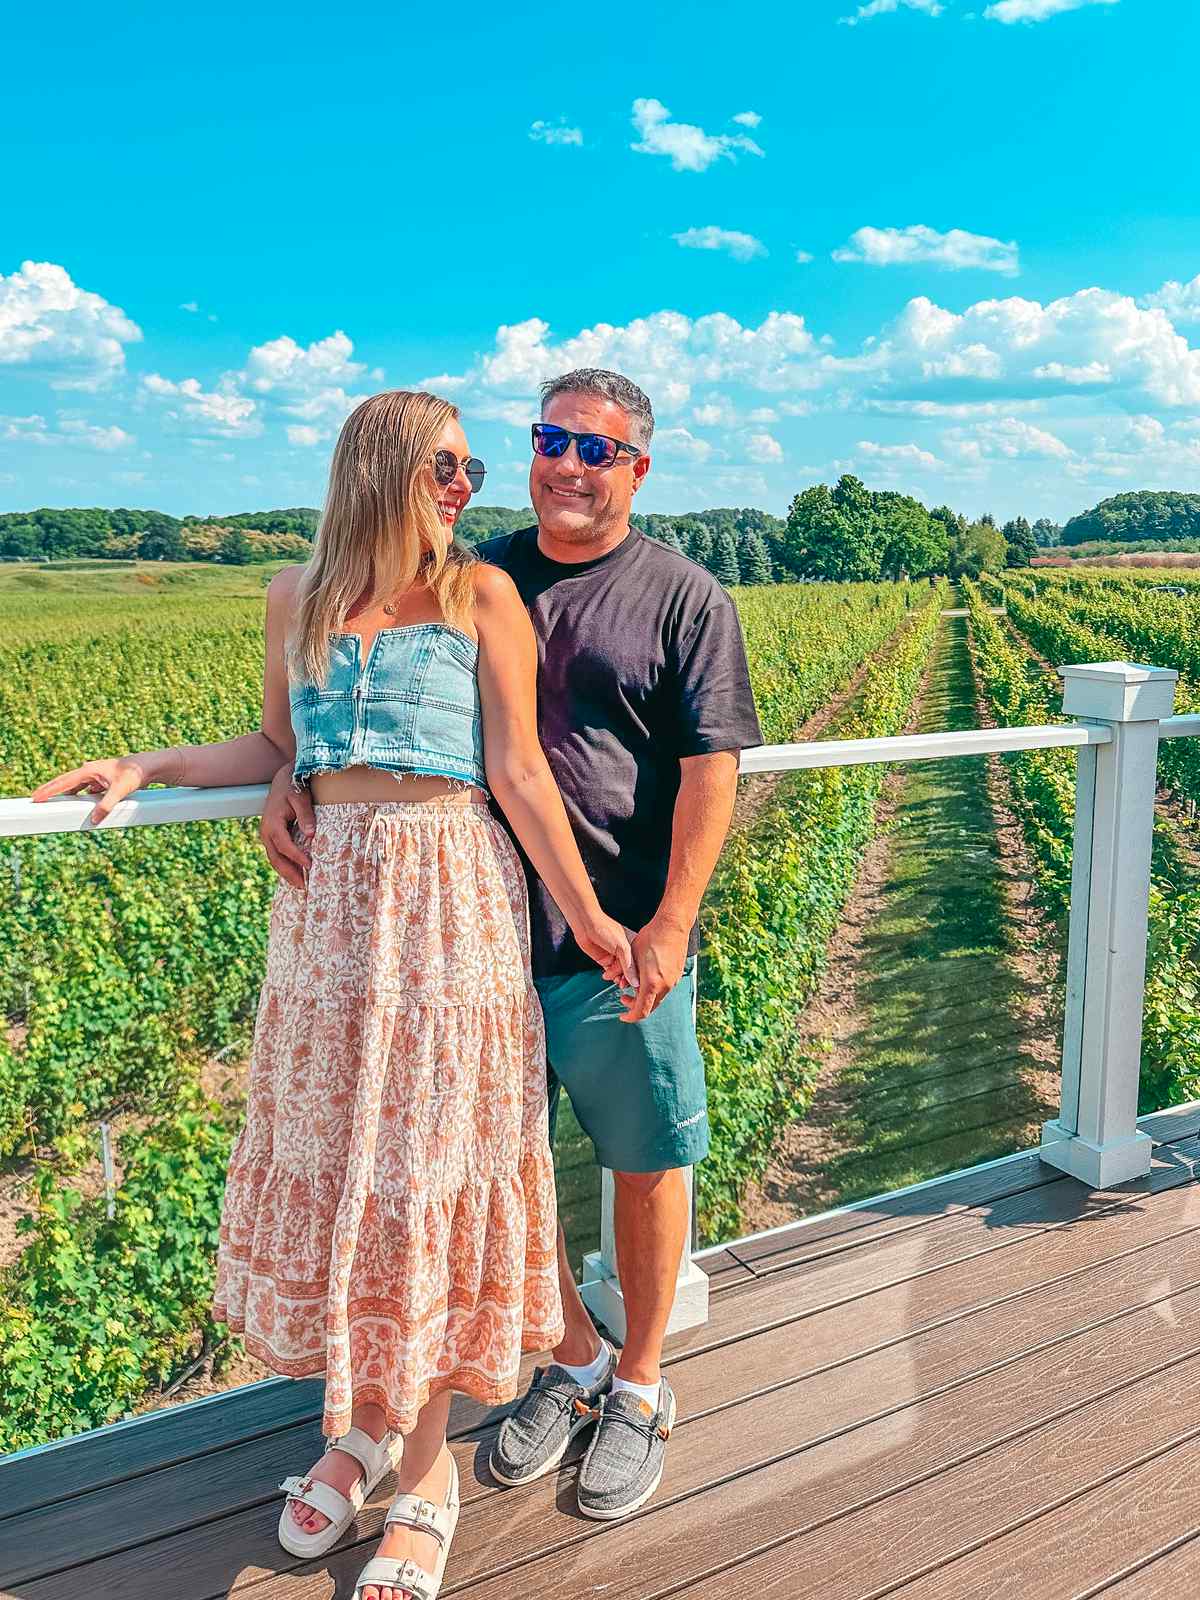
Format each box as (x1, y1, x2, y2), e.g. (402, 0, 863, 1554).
(354, 1555, 438, 1600)
(326, 1425, 389, 1479)
(384, 1493, 451, 1545)
(279, 1473, 357, 1525)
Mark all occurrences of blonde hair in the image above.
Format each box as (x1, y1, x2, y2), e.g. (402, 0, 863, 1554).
(289, 389, 477, 684)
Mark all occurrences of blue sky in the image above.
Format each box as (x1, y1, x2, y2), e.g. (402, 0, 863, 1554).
(3, 0, 1199, 524)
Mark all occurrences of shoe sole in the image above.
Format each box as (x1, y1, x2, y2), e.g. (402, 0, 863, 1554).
(576, 1388, 677, 1522)
(488, 1411, 599, 1488)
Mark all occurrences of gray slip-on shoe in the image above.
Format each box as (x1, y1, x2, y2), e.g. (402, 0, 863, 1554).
(489, 1341, 617, 1487)
(576, 1378, 676, 1521)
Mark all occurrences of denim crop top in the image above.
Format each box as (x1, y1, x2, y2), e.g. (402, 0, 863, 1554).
(289, 623, 487, 792)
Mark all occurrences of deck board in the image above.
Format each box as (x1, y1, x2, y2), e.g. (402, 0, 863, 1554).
(3, 1118, 1199, 1600)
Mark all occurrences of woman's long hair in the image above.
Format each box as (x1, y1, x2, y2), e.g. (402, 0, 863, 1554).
(289, 389, 476, 684)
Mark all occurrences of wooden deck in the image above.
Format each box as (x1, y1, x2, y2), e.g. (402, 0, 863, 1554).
(6, 1101, 1200, 1600)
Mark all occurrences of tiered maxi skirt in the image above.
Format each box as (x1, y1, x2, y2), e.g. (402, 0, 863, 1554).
(212, 797, 565, 1438)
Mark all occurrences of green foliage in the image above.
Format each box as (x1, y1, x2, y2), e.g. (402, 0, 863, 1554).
(709, 530, 741, 587)
(1033, 518, 1062, 548)
(876, 493, 948, 580)
(949, 519, 1008, 579)
(697, 581, 947, 1239)
(1061, 491, 1200, 547)
(0, 507, 318, 563)
(739, 529, 774, 585)
(452, 505, 534, 546)
(0, 1101, 234, 1451)
(1002, 516, 1037, 568)
(964, 576, 1200, 1115)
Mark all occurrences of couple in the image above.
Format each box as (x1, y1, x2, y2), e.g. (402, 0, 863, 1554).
(35, 368, 762, 1600)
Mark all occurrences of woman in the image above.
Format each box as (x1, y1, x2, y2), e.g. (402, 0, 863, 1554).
(32, 390, 635, 1600)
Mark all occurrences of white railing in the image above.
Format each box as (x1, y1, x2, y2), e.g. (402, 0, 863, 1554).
(0, 660, 1192, 1338)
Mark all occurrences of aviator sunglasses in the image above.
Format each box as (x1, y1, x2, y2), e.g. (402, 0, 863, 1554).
(531, 422, 642, 470)
(434, 448, 486, 495)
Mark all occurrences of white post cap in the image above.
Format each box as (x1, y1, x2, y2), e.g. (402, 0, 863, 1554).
(1059, 662, 1178, 723)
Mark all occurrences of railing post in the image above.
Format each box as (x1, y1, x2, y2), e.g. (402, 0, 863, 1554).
(579, 959, 710, 1338)
(1040, 661, 1177, 1188)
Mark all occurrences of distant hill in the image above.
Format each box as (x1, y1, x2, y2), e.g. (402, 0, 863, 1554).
(1061, 491, 1200, 547)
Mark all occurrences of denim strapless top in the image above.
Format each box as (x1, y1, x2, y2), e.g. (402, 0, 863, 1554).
(290, 623, 487, 791)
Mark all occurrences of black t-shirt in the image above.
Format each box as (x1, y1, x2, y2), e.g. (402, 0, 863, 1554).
(475, 524, 763, 977)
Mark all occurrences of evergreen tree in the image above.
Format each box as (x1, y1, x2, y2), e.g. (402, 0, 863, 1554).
(739, 528, 774, 584)
(710, 529, 741, 587)
(687, 526, 715, 569)
(649, 522, 684, 555)
(1032, 517, 1062, 547)
(1002, 516, 1037, 567)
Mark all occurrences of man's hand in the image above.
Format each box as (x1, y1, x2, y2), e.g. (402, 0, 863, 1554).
(619, 916, 690, 1023)
(260, 766, 315, 889)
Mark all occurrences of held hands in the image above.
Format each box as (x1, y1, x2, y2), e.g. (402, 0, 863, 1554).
(260, 765, 316, 890)
(619, 916, 690, 1023)
(30, 752, 172, 825)
(574, 913, 638, 996)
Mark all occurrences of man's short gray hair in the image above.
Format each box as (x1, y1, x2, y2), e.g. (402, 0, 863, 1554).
(539, 368, 655, 450)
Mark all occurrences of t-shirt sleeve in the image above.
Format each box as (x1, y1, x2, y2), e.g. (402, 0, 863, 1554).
(669, 595, 764, 757)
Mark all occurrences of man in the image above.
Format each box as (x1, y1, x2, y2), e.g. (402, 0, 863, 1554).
(266, 368, 762, 1521)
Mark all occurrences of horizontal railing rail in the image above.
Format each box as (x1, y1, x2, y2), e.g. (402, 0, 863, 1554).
(0, 718, 1148, 836)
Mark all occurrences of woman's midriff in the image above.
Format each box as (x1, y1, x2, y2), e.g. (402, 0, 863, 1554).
(308, 766, 487, 805)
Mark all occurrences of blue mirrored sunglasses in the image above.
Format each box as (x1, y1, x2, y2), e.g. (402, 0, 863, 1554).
(531, 422, 641, 470)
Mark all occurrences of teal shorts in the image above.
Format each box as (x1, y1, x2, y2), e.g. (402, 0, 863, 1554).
(536, 956, 709, 1174)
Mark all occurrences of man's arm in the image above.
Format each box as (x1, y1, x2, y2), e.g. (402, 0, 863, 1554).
(621, 749, 739, 1023)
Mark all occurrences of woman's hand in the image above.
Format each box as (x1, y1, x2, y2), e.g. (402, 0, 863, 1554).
(573, 914, 638, 993)
(30, 751, 174, 825)
(260, 765, 314, 889)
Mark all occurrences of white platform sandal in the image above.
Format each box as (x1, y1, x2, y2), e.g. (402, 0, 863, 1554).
(352, 1453, 460, 1600)
(277, 1425, 405, 1558)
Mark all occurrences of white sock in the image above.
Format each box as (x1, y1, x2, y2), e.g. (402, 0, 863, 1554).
(611, 1375, 660, 1409)
(558, 1341, 610, 1389)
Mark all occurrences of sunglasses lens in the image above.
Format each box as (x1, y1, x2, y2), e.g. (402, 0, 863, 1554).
(433, 449, 456, 487)
(532, 424, 569, 457)
(466, 458, 486, 494)
(578, 433, 616, 468)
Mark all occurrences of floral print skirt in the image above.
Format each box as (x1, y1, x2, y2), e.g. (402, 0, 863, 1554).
(212, 798, 565, 1438)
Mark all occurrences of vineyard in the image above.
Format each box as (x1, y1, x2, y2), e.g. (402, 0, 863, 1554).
(3, 560, 1200, 1451)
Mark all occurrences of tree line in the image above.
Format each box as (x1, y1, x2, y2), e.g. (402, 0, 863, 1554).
(1, 491, 1059, 583)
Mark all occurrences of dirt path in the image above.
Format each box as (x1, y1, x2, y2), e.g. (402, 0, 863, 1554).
(741, 610, 1060, 1228)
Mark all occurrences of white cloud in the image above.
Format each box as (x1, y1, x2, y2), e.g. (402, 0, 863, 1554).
(57, 419, 134, 452)
(673, 226, 767, 263)
(874, 290, 1200, 409)
(945, 418, 1072, 460)
(795, 250, 815, 264)
(833, 225, 1019, 274)
(443, 309, 830, 429)
(856, 439, 942, 469)
(0, 413, 53, 445)
(841, 0, 943, 24)
(1031, 360, 1111, 384)
(142, 373, 260, 435)
(0, 412, 133, 450)
(630, 98, 764, 173)
(731, 111, 762, 128)
(0, 260, 142, 389)
(529, 119, 583, 147)
(1144, 273, 1200, 326)
(654, 427, 713, 463)
(748, 407, 779, 423)
(745, 431, 784, 463)
(984, 0, 1117, 21)
(180, 301, 200, 313)
(244, 330, 365, 393)
(286, 423, 325, 447)
(692, 399, 738, 427)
